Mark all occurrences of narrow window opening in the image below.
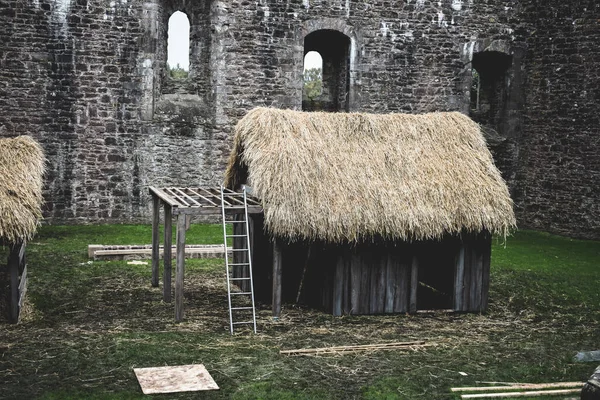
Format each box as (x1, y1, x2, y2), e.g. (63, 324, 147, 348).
(469, 51, 512, 130)
(167, 11, 190, 79)
(303, 30, 350, 112)
(303, 51, 323, 105)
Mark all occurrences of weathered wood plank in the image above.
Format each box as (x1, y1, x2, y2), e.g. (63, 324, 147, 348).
(272, 239, 283, 318)
(151, 194, 160, 288)
(8, 242, 21, 323)
(409, 255, 418, 313)
(462, 239, 472, 311)
(384, 253, 396, 313)
(453, 244, 465, 311)
(149, 186, 180, 207)
(480, 233, 492, 311)
(163, 205, 173, 303)
(350, 251, 360, 314)
(375, 254, 386, 313)
(394, 255, 409, 313)
(175, 215, 186, 322)
(17, 264, 27, 309)
(333, 256, 344, 316)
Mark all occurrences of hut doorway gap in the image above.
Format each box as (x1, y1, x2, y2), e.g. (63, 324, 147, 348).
(469, 51, 512, 133)
(303, 29, 350, 112)
(167, 11, 190, 77)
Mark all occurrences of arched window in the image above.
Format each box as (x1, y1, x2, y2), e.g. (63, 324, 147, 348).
(303, 30, 351, 112)
(303, 51, 323, 105)
(167, 11, 190, 78)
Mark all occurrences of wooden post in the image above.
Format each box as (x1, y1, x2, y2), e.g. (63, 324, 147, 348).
(409, 255, 418, 313)
(175, 214, 186, 322)
(151, 195, 160, 288)
(453, 244, 465, 312)
(8, 242, 20, 323)
(272, 239, 283, 318)
(163, 205, 172, 303)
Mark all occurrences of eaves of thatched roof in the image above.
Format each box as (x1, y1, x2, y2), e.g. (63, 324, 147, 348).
(225, 107, 516, 243)
(0, 136, 45, 244)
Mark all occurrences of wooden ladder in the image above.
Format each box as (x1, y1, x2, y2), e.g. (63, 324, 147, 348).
(220, 185, 257, 334)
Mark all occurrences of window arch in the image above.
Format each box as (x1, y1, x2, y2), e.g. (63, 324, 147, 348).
(303, 51, 323, 104)
(303, 30, 351, 112)
(167, 11, 190, 78)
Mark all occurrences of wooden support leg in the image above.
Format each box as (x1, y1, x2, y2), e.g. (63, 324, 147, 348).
(409, 255, 418, 314)
(151, 195, 160, 287)
(163, 205, 172, 303)
(175, 214, 186, 322)
(272, 240, 283, 318)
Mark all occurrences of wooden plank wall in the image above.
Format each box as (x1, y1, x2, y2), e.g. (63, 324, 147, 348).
(247, 229, 493, 316)
(453, 232, 492, 312)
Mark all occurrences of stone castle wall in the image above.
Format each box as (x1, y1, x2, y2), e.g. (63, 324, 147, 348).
(0, 0, 598, 239)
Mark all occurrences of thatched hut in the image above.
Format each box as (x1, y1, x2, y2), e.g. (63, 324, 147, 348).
(0, 135, 45, 323)
(224, 108, 515, 316)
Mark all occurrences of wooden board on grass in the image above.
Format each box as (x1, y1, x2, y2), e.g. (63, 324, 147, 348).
(134, 364, 219, 394)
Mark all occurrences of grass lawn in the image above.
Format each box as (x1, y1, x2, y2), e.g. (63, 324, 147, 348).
(0, 226, 599, 399)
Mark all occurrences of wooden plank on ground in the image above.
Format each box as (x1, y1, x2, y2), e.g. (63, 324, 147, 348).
(452, 382, 584, 392)
(460, 388, 581, 398)
(134, 364, 219, 394)
(280, 341, 428, 356)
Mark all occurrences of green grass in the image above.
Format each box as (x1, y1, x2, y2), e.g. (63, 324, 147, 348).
(1, 227, 598, 400)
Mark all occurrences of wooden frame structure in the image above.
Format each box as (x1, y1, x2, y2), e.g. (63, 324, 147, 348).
(149, 186, 262, 321)
(2, 239, 28, 323)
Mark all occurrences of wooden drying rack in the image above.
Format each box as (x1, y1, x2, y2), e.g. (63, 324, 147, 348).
(149, 186, 262, 321)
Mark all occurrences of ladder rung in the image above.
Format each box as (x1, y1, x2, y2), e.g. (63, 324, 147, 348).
(229, 263, 250, 266)
(231, 307, 254, 310)
(229, 277, 251, 281)
(224, 206, 247, 210)
(227, 220, 247, 223)
(230, 292, 252, 295)
(232, 321, 254, 325)
(231, 249, 251, 252)
(226, 234, 247, 237)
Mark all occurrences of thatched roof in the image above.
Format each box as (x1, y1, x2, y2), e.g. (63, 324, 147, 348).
(225, 108, 516, 243)
(0, 136, 45, 244)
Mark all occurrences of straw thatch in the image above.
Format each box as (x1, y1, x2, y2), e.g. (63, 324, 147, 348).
(225, 108, 516, 243)
(0, 136, 45, 244)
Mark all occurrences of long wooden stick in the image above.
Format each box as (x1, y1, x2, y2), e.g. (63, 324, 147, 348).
(452, 382, 584, 392)
(460, 388, 581, 399)
(280, 341, 427, 355)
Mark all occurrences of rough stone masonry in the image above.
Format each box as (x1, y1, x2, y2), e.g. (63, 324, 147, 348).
(0, 0, 598, 239)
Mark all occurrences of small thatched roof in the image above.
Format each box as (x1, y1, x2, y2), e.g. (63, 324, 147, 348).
(225, 108, 515, 243)
(0, 136, 45, 244)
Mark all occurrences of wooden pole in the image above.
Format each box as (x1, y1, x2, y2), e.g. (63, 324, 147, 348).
(460, 388, 581, 398)
(151, 195, 160, 288)
(409, 255, 418, 313)
(280, 341, 428, 356)
(272, 239, 283, 318)
(163, 205, 172, 303)
(175, 214, 186, 322)
(452, 382, 584, 392)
